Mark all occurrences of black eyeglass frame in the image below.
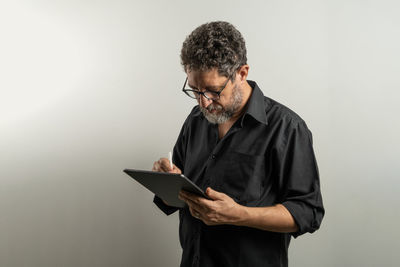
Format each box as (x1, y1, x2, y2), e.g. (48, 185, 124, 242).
(181, 73, 233, 101)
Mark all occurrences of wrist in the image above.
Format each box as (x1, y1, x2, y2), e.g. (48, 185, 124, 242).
(232, 203, 249, 226)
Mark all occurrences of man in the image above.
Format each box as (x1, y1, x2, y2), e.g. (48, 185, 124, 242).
(152, 21, 324, 267)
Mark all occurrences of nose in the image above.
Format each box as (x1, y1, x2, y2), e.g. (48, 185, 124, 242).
(198, 94, 212, 108)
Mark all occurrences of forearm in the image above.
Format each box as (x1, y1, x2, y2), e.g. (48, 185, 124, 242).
(235, 204, 299, 233)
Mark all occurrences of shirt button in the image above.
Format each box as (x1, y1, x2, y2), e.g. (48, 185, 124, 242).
(211, 154, 216, 159)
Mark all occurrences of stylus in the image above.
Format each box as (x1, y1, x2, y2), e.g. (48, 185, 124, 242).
(169, 151, 173, 170)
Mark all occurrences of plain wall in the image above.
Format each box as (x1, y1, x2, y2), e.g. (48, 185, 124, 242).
(1, 0, 399, 266)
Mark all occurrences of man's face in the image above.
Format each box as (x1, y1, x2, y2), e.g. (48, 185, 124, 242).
(186, 69, 243, 124)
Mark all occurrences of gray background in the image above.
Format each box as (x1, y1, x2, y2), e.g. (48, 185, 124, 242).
(1, 0, 399, 266)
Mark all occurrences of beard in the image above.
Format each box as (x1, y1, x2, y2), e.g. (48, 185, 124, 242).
(200, 83, 243, 124)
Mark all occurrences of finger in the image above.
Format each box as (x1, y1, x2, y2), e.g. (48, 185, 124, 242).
(206, 187, 226, 200)
(154, 158, 169, 172)
(182, 195, 209, 215)
(153, 160, 167, 172)
(188, 206, 195, 216)
(152, 161, 160, 171)
(180, 190, 214, 208)
(159, 158, 174, 172)
(179, 190, 202, 203)
(171, 165, 182, 174)
(189, 206, 201, 219)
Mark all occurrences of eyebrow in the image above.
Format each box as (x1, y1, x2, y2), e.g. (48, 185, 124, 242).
(187, 83, 223, 91)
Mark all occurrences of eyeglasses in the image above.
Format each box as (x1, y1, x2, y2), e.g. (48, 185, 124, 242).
(182, 74, 232, 101)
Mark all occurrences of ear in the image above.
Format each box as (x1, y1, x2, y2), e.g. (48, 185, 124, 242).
(237, 64, 250, 82)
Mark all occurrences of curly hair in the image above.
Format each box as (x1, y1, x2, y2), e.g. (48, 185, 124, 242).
(180, 21, 247, 80)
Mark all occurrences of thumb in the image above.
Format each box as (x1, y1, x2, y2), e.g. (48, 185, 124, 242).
(205, 187, 225, 200)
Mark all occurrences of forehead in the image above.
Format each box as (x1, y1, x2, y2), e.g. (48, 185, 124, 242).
(187, 69, 228, 89)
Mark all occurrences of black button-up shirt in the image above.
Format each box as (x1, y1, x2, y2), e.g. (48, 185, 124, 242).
(154, 80, 324, 267)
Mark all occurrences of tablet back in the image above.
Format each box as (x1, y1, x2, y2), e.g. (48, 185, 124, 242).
(123, 169, 207, 208)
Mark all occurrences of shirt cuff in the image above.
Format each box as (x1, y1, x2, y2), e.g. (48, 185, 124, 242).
(153, 195, 179, 215)
(282, 201, 320, 238)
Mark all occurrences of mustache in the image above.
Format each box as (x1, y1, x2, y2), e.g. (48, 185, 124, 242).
(205, 104, 223, 112)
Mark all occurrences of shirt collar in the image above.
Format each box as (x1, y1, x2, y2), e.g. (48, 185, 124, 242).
(241, 80, 268, 126)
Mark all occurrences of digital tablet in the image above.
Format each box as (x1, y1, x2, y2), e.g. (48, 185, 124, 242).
(123, 169, 208, 208)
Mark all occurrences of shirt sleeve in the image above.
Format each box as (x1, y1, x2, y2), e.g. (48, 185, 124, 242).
(152, 110, 190, 216)
(278, 120, 325, 238)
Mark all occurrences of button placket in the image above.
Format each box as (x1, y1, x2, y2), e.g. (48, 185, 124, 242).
(193, 255, 199, 266)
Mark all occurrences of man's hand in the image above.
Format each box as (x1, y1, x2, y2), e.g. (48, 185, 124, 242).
(178, 187, 244, 226)
(179, 187, 299, 232)
(152, 157, 181, 174)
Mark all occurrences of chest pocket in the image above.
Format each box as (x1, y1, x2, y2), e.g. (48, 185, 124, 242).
(214, 151, 266, 205)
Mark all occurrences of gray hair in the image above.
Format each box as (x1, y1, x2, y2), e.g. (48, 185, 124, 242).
(180, 21, 247, 80)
